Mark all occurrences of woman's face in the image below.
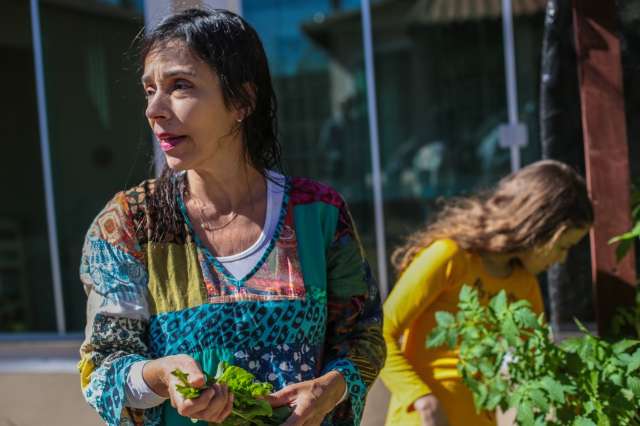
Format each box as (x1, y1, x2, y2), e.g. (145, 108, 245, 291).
(142, 40, 243, 171)
(518, 226, 590, 275)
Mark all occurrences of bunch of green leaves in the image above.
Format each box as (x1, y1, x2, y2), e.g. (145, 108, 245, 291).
(172, 361, 291, 425)
(172, 368, 214, 399)
(427, 285, 640, 426)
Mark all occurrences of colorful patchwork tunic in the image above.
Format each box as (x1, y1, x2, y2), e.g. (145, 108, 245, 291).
(78, 175, 385, 426)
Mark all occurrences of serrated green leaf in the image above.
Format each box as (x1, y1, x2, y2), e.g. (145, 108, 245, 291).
(574, 319, 592, 336)
(560, 337, 583, 353)
(501, 316, 520, 345)
(621, 388, 635, 400)
(541, 377, 566, 403)
(612, 339, 640, 354)
(459, 285, 474, 304)
(517, 401, 535, 426)
(435, 311, 455, 327)
(485, 392, 502, 410)
(514, 308, 539, 329)
(627, 348, 640, 373)
(528, 389, 549, 411)
(490, 290, 508, 316)
(573, 417, 597, 426)
(609, 373, 623, 386)
(628, 376, 640, 397)
(447, 329, 459, 348)
(426, 328, 447, 348)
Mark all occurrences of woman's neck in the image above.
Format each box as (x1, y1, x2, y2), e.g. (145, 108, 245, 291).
(186, 163, 265, 213)
(479, 252, 515, 279)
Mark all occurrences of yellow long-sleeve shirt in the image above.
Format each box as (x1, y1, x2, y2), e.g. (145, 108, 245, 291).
(380, 239, 543, 426)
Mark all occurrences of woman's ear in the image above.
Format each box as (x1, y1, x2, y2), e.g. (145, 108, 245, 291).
(240, 82, 257, 119)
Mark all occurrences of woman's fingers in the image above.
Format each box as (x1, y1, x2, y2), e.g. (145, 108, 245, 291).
(190, 384, 232, 422)
(176, 385, 216, 417)
(267, 385, 297, 407)
(213, 389, 234, 423)
(282, 410, 304, 426)
(282, 399, 318, 426)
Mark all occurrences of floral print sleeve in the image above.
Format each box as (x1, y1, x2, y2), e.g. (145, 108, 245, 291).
(322, 196, 386, 425)
(78, 191, 160, 426)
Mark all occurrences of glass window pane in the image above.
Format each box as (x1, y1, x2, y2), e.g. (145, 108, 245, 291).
(243, 0, 377, 263)
(40, 2, 151, 331)
(372, 3, 547, 285)
(0, 0, 55, 332)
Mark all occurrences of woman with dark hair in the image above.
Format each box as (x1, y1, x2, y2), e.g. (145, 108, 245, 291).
(78, 8, 384, 426)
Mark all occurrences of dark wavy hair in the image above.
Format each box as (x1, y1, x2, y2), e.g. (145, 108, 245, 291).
(139, 8, 282, 240)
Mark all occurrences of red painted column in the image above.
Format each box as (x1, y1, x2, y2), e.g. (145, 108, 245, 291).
(572, 0, 637, 334)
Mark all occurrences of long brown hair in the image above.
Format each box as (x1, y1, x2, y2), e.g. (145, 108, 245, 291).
(392, 160, 594, 273)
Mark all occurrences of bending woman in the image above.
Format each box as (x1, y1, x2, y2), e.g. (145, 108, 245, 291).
(380, 160, 592, 425)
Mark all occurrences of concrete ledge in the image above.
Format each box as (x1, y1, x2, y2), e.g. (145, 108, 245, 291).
(0, 373, 102, 426)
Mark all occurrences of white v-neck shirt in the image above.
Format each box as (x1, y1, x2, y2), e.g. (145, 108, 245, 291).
(216, 170, 286, 279)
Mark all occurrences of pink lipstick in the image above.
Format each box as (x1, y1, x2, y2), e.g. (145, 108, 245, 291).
(155, 132, 186, 152)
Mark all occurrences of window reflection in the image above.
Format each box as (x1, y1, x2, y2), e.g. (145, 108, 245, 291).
(0, 0, 55, 332)
(244, 0, 377, 262)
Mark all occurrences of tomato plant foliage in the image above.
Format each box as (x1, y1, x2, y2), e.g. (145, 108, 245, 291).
(427, 285, 640, 426)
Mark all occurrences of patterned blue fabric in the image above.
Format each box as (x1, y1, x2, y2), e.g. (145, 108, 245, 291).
(322, 359, 368, 425)
(84, 353, 148, 426)
(149, 289, 327, 357)
(82, 239, 148, 304)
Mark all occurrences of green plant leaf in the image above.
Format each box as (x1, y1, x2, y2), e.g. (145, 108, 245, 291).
(489, 290, 508, 316)
(528, 388, 549, 412)
(514, 308, 538, 329)
(627, 376, 640, 397)
(500, 316, 520, 345)
(459, 285, 474, 304)
(560, 337, 584, 353)
(612, 339, 640, 354)
(628, 348, 640, 373)
(516, 401, 535, 426)
(573, 417, 597, 426)
(426, 328, 447, 348)
(541, 377, 566, 404)
(435, 311, 455, 327)
(446, 329, 459, 348)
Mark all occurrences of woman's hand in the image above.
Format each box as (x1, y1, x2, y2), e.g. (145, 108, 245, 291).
(413, 394, 449, 426)
(143, 354, 234, 423)
(267, 371, 347, 426)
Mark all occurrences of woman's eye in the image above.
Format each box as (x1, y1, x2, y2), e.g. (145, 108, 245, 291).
(144, 87, 155, 98)
(174, 80, 192, 91)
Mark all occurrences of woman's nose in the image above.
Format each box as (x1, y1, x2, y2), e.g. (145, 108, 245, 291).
(145, 92, 170, 121)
